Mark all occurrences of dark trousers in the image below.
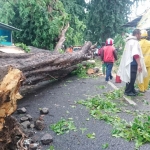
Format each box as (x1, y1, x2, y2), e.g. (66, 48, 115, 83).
(105, 63, 113, 81)
(125, 65, 137, 93)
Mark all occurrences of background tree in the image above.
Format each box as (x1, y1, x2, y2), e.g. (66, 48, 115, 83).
(12, 0, 70, 50)
(60, 0, 87, 47)
(0, 0, 87, 50)
(86, 0, 146, 44)
(0, 0, 146, 49)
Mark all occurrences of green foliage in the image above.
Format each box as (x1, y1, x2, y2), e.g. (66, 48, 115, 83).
(80, 127, 87, 134)
(103, 89, 124, 100)
(86, 0, 144, 43)
(50, 118, 76, 135)
(71, 64, 87, 78)
(12, 0, 70, 50)
(15, 43, 30, 53)
(0, 36, 7, 45)
(0, 0, 144, 50)
(78, 89, 150, 149)
(0, 0, 86, 50)
(97, 85, 106, 89)
(102, 143, 109, 149)
(0, 1, 14, 24)
(47, 145, 55, 150)
(112, 114, 150, 149)
(61, 0, 86, 46)
(71, 63, 95, 78)
(78, 94, 121, 114)
(114, 34, 126, 67)
(86, 133, 95, 139)
(58, 49, 65, 54)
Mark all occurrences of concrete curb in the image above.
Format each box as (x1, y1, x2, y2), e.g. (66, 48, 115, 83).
(108, 81, 137, 106)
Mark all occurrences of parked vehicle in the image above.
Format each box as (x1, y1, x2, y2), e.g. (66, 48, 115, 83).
(73, 46, 81, 51)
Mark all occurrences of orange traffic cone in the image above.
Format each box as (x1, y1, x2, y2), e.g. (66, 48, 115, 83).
(115, 75, 121, 83)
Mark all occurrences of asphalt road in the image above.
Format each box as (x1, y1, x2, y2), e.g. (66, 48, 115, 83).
(14, 76, 150, 150)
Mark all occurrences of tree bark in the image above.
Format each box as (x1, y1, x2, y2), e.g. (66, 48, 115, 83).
(0, 41, 92, 129)
(0, 41, 92, 90)
(54, 23, 70, 52)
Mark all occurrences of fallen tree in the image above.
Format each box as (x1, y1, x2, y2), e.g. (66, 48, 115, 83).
(0, 41, 93, 88)
(0, 41, 95, 149)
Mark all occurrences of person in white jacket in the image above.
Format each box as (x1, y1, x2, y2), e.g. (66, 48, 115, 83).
(117, 29, 147, 96)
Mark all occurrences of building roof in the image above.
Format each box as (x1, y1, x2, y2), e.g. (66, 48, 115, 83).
(137, 8, 150, 29)
(122, 16, 142, 27)
(0, 22, 21, 31)
(123, 8, 150, 28)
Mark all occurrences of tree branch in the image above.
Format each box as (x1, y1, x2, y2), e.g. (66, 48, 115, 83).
(54, 23, 70, 52)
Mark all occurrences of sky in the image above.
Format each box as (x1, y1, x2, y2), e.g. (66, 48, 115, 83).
(130, 0, 150, 20)
(85, 0, 150, 21)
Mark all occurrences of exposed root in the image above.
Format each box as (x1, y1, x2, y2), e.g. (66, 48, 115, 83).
(0, 116, 27, 150)
(0, 67, 25, 130)
(16, 126, 27, 150)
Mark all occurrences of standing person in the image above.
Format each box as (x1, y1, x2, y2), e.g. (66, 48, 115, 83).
(138, 30, 150, 92)
(98, 42, 106, 75)
(117, 29, 147, 96)
(101, 38, 117, 81)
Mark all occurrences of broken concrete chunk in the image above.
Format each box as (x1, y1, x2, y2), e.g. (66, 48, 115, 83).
(31, 135, 40, 143)
(27, 130, 35, 137)
(20, 116, 29, 122)
(34, 120, 45, 130)
(21, 121, 31, 129)
(30, 124, 35, 129)
(26, 114, 33, 121)
(41, 133, 53, 145)
(40, 107, 49, 114)
(17, 107, 27, 114)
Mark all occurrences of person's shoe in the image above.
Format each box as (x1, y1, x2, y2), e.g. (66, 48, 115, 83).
(110, 76, 113, 80)
(133, 90, 139, 95)
(124, 92, 136, 96)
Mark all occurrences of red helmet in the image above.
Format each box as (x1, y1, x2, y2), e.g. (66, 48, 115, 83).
(106, 38, 113, 45)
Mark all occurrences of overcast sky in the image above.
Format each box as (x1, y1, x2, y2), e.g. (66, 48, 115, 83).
(130, 0, 150, 19)
(85, 0, 150, 20)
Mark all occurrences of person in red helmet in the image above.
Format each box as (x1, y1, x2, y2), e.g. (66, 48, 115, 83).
(101, 38, 117, 81)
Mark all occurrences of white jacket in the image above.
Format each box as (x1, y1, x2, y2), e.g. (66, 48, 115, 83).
(117, 36, 147, 83)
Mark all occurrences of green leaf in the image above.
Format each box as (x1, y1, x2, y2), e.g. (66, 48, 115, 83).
(80, 128, 87, 134)
(50, 118, 76, 135)
(102, 143, 109, 149)
(47, 145, 55, 150)
(86, 118, 90, 121)
(98, 85, 106, 89)
(86, 133, 95, 139)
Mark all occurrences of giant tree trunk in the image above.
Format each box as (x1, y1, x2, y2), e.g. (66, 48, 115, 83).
(0, 41, 93, 88)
